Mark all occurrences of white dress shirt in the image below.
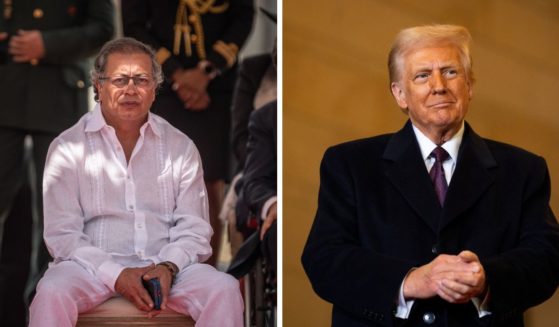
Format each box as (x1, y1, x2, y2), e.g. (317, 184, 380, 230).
(43, 104, 212, 291)
(395, 122, 491, 319)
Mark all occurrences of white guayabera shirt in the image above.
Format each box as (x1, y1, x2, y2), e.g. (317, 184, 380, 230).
(43, 104, 212, 291)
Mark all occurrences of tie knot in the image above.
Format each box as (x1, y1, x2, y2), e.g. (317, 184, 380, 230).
(430, 146, 449, 163)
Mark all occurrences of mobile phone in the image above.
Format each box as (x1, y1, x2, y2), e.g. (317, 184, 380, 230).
(142, 278, 162, 310)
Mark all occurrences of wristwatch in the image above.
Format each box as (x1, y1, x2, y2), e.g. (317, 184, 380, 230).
(198, 60, 221, 79)
(157, 261, 179, 280)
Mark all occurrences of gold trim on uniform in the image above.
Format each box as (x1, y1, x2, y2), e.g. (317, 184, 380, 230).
(213, 40, 238, 67)
(174, 1, 192, 56)
(156, 47, 172, 65)
(173, 0, 229, 60)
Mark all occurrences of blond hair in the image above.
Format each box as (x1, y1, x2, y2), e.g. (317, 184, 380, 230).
(388, 24, 474, 85)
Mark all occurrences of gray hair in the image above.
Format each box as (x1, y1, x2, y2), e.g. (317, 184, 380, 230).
(388, 24, 474, 86)
(91, 37, 164, 101)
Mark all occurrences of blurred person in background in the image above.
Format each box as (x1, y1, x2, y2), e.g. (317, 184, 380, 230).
(242, 99, 277, 275)
(0, 1, 114, 325)
(224, 34, 276, 255)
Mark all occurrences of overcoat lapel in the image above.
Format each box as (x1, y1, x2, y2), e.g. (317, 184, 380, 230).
(440, 123, 497, 230)
(383, 121, 441, 232)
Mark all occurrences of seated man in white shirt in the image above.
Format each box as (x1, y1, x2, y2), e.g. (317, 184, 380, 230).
(29, 37, 243, 327)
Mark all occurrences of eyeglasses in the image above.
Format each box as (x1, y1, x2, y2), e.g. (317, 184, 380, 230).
(99, 75, 154, 88)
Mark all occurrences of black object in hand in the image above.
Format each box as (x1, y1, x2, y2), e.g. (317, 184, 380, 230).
(142, 278, 162, 310)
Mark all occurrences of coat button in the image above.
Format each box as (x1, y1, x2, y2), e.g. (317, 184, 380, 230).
(431, 244, 439, 254)
(423, 312, 436, 324)
(76, 80, 85, 88)
(33, 8, 44, 19)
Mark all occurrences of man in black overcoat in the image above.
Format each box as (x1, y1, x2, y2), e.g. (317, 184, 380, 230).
(302, 24, 559, 327)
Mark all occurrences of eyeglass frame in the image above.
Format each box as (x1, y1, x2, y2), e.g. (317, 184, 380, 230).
(98, 74, 155, 88)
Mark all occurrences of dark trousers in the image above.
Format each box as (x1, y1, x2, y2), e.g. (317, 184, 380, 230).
(0, 127, 54, 326)
(262, 221, 277, 276)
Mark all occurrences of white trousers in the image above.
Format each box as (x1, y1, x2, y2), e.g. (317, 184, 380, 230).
(29, 261, 243, 327)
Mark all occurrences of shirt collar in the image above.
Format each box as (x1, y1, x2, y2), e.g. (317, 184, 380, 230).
(412, 122, 464, 163)
(84, 103, 106, 133)
(84, 103, 162, 138)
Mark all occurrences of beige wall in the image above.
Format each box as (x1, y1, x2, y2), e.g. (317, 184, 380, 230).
(283, 0, 559, 326)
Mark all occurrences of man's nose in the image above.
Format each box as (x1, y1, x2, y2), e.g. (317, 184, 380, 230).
(124, 79, 138, 93)
(430, 71, 447, 94)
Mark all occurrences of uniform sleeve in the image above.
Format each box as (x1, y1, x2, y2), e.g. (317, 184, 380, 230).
(43, 138, 125, 291)
(157, 140, 213, 270)
(205, 0, 255, 71)
(41, 0, 115, 64)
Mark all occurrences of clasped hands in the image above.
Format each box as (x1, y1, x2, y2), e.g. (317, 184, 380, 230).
(171, 68, 211, 111)
(403, 250, 487, 304)
(0, 30, 45, 63)
(114, 264, 174, 318)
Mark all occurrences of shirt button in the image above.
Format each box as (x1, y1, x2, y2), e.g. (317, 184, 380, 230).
(128, 205, 134, 210)
(138, 251, 144, 257)
(423, 312, 436, 324)
(136, 223, 143, 229)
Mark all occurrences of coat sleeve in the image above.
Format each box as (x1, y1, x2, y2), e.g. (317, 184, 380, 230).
(301, 146, 414, 326)
(481, 156, 559, 321)
(41, 0, 115, 64)
(231, 55, 269, 170)
(242, 102, 276, 218)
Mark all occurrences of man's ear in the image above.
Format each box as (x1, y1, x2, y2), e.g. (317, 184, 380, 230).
(391, 82, 408, 109)
(95, 82, 102, 96)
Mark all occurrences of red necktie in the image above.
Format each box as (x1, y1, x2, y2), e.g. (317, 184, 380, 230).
(429, 146, 450, 206)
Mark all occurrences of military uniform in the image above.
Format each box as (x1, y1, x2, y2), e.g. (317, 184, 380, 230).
(122, 0, 254, 181)
(0, 1, 114, 325)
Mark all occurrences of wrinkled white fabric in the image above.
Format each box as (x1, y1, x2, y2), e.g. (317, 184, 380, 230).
(42, 104, 212, 290)
(29, 261, 243, 327)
